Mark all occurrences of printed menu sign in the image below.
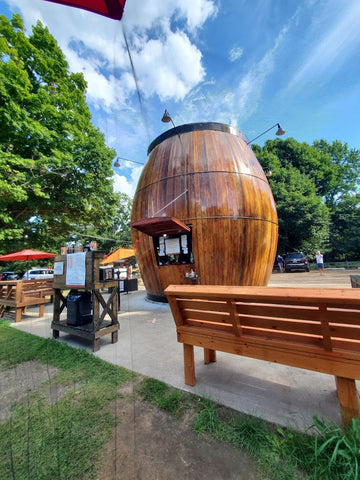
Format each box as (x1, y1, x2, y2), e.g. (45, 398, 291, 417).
(66, 252, 86, 287)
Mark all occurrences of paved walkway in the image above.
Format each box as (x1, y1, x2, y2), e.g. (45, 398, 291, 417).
(10, 269, 359, 431)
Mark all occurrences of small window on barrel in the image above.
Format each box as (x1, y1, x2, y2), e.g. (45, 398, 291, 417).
(153, 229, 194, 266)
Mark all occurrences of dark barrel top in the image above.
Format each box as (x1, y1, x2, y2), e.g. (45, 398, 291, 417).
(147, 122, 249, 155)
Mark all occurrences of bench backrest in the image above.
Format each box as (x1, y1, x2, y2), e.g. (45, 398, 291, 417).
(0, 279, 54, 302)
(165, 285, 360, 354)
(21, 279, 54, 298)
(0, 281, 18, 302)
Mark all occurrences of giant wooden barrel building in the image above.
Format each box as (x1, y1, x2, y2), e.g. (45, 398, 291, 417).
(131, 122, 278, 302)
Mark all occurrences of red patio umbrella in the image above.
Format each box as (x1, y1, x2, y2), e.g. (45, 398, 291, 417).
(0, 249, 57, 262)
(0, 249, 57, 279)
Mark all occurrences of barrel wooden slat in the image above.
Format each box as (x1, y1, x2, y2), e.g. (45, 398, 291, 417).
(132, 123, 278, 301)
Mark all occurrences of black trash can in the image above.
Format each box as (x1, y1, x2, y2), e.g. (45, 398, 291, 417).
(67, 291, 92, 326)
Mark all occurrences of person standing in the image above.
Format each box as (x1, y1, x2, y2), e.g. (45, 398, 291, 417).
(277, 254, 285, 273)
(316, 251, 325, 275)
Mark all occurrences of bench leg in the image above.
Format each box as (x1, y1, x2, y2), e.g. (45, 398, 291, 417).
(183, 344, 195, 386)
(15, 307, 22, 323)
(204, 348, 217, 364)
(93, 338, 101, 353)
(53, 329, 59, 339)
(39, 304, 45, 318)
(335, 376, 360, 429)
(111, 330, 118, 344)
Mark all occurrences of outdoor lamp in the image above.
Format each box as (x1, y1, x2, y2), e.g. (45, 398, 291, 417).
(246, 123, 285, 145)
(161, 109, 182, 144)
(113, 157, 144, 168)
(161, 109, 176, 129)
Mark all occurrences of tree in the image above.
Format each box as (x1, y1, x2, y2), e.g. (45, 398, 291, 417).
(253, 137, 360, 258)
(312, 140, 360, 208)
(329, 193, 360, 260)
(0, 14, 119, 253)
(79, 193, 133, 253)
(253, 139, 330, 254)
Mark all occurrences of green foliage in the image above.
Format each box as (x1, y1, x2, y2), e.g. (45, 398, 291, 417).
(0, 14, 120, 254)
(312, 416, 360, 480)
(93, 193, 134, 252)
(137, 377, 187, 415)
(2, 322, 360, 480)
(329, 193, 360, 260)
(254, 137, 360, 257)
(0, 321, 135, 480)
(193, 399, 312, 479)
(192, 399, 360, 480)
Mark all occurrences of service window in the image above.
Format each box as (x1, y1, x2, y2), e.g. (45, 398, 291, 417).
(153, 230, 194, 266)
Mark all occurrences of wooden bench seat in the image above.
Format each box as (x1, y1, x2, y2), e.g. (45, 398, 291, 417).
(165, 285, 360, 428)
(0, 279, 54, 322)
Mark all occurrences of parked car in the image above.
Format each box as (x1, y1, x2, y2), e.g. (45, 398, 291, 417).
(0, 271, 18, 280)
(283, 252, 310, 272)
(23, 268, 54, 280)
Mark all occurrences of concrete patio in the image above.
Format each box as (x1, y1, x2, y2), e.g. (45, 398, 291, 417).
(9, 268, 359, 431)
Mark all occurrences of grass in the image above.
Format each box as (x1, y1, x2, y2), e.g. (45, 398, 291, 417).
(138, 377, 360, 480)
(2, 321, 360, 480)
(0, 321, 135, 480)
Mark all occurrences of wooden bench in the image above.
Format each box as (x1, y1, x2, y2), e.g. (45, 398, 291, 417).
(0, 279, 54, 322)
(165, 285, 360, 428)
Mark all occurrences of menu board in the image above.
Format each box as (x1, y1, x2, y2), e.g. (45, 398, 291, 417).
(165, 237, 181, 255)
(66, 252, 86, 288)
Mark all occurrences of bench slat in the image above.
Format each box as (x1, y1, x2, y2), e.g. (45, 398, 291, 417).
(179, 299, 360, 324)
(166, 284, 360, 428)
(0, 279, 54, 322)
(177, 327, 360, 379)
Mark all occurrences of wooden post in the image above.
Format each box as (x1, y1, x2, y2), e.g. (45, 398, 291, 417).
(15, 283, 22, 322)
(335, 376, 360, 428)
(15, 307, 22, 323)
(183, 344, 195, 386)
(93, 337, 100, 353)
(204, 348, 216, 364)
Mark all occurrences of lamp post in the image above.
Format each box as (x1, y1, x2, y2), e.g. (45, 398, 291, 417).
(161, 109, 182, 145)
(161, 109, 176, 129)
(246, 123, 285, 145)
(113, 156, 144, 168)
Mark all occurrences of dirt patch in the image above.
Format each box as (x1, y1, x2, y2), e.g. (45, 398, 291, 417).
(0, 360, 59, 424)
(97, 381, 259, 480)
(1, 362, 259, 479)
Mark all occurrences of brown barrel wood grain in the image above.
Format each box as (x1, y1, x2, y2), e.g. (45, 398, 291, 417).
(131, 123, 278, 301)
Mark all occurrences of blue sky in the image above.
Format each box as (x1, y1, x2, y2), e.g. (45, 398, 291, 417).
(1, 0, 360, 196)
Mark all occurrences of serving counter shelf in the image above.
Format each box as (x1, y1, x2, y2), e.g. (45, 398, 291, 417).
(51, 252, 119, 352)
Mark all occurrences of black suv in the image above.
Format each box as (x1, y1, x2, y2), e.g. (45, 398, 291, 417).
(283, 252, 309, 272)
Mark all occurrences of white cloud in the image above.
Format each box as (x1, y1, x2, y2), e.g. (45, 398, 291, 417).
(287, 1, 360, 91)
(232, 21, 290, 121)
(113, 165, 143, 197)
(5, 0, 214, 109)
(133, 30, 205, 101)
(123, 0, 218, 33)
(229, 46, 243, 62)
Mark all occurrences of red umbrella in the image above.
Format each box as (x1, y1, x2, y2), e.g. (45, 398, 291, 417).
(43, 0, 127, 20)
(0, 250, 57, 279)
(0, 249, 57, 262)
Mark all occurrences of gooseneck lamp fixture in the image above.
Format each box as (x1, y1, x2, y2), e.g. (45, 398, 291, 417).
(161, 109, 176, 129)
(161, 109, 182, 144)
(246, 123, 285, 145)
(113, 156, 144, 168)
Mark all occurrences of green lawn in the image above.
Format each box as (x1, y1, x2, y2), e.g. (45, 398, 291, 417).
(1, 321, 359, 480)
